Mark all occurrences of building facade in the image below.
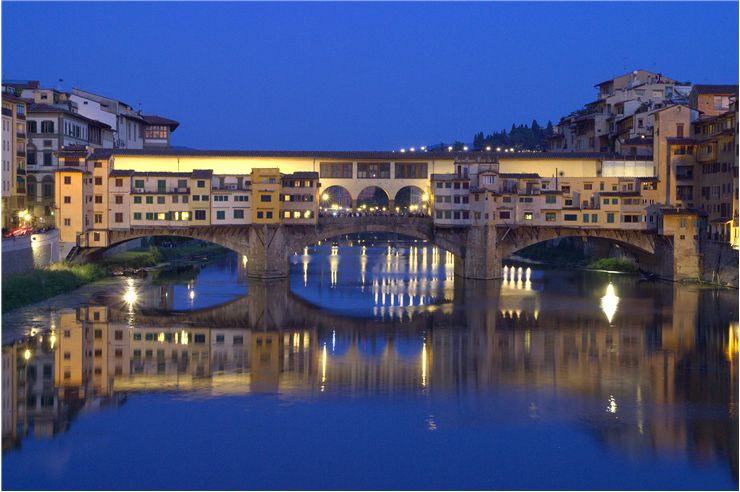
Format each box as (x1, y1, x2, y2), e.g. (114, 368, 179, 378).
(1, 89, 28, 229)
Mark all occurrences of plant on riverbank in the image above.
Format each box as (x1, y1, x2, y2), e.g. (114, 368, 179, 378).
(102, 247, 162, 269)
(587, 258, 639, 273)
(2, 263, 107, 312)
(156, 242, 230, 261)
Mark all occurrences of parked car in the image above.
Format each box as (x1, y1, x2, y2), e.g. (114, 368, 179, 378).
(4, 227, 32, 238)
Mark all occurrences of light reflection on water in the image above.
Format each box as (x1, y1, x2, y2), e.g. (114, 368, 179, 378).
(1, 245, 738, 490)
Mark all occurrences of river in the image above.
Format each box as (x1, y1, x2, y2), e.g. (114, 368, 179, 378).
(2, 242, 738, 490)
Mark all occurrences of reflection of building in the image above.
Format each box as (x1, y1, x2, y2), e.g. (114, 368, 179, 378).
(2, 287, 737, 480)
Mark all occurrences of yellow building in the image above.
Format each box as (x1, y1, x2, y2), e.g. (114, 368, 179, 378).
(1, 91, 28, 229)
(250, 168, 281, 224)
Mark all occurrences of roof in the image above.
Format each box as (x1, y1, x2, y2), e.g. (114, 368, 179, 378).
(2, 94, 26, 104)
(282, 171, 319, 179)
(665, 137, 696, 145)
(191, 169, 213, 179)
(710, 216, 733, 224)
(599, 191, 641, 197)
(621, 136, 653, 145)
(141, 114, 180, 130)
(498, 173, 541, 179)
(690, 84, 739, 96)
(90, 148, 631, 162)
(28, 104, 113, 129)
(660, 207, 707, 216)
(55, 167, 90, 174)
(109, 170, 135, 177)
(430, 173, 468, 182)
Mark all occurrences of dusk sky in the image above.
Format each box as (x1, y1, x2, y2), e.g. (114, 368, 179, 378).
(3, 2, 738, 151)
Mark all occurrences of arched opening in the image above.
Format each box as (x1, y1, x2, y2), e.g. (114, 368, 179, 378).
(92, 235, 249, 313)
(320, 185, 352, 212)
(394, 186, 429, 215)
(356, 186, 389, 211)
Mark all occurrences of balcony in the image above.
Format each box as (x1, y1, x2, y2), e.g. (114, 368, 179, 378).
(2, 107, 12, 117)
(16, 149, 25, 158)
(16, 167, 25, 176)
(16, 132, 26, 139)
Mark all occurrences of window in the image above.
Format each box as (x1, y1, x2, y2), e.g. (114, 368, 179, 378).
(260, 195, 272, 202)
(63, 196, 71, 204)
(115, 195, 123, 204)
(197, 180, 206, 188)
(607, 213, 615, 223)
(283, 210, 291, 218)
(133, 196, 142, 204)
(94, 213, 103, 224)
(545, 195, 556, 204)
(115, 213, 123, 223)
(172, 195, 179, 203)
(394, 162, 428, 179)
(146, 196, 153, 204)
(583, 214, 589, 223)
(27, 121, 37, 133)
(591, 214, 598, 223)
(40, 120, 54, 133)
(233, 209, 244, 219)
(195, 210, 206, 220)
(63, 176, 71, 185)
(192, 195, 200, 201)
(145, 125, 168, 139)
(157, 196, 165, 204)
(320, 162, 353, 178)
(95, 195, 103, 204)
(134, 179, 144, 189)
(201, 195, 209, 201)
(583, 183, 592, 190)
(216, 211, 225, 220)
(499, 211, 511, 220)
(523, 212, 533, 220)
(63, 218, 71, 226)
(115, 178, 123, 187)
(94, 177, 103, 186)
(357, 162, 390, 179)
(545, 212, 556, 222)
(133, 212, 142, 220)
(93, 232, 101, 241)
(43, 152, 52, 166)
(563, 214, 578, 221)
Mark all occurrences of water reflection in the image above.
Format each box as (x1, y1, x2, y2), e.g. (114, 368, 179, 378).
(2, 247, 738, 489)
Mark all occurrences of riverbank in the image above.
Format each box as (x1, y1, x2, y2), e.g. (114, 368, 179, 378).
(2, 263, 107, 312)
(515, 242, 639, 273)
(2, 241, 231, 313)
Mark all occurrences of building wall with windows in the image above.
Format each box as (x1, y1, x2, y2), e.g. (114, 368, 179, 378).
(1, 93, 28, 228)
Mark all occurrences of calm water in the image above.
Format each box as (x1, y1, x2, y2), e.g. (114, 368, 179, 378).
(2, 243, 738, 490)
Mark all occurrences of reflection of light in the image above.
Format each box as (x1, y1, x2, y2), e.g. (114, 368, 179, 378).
(24, 349, 31, 361)
(329, 247, 339, 287)
(189, 290, 196, 300)
(321, 343, 327, 391)
(123, 278, 138, 307)
(421, 342, 428, 388)
(606, 395, 618, 413)
(727, 322, 739, 360)
(600, 283, 619, 323)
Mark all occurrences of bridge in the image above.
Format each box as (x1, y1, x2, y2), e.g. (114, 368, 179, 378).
(74, 215, 683, 280)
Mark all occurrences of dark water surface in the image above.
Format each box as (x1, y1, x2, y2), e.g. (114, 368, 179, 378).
(2, 244, 738, 490)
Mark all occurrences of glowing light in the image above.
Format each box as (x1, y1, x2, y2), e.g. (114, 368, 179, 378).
(180, 331, 189, 345)
(727, 322, 739, 360)
(50, 333, 56, 349)
(400, 148, 406, 153)
(421, 342, 428, 388)
(410, 147, 415, 152)
(157, 332, 165, 342)
(463, 146, 468, 151)
(123, 278, 138, 307)
(242, 255, 248, 266)
(496, 147, 501, 152)
(447, 146, 453, 151)
(24, 349, 31, 360)
(421, 193, 429, 202)
(486, 146, 491, 151)
(606, 395, 618, 413)
(189, 290, 196, 300)
(600, 283, 619, 323)
(321, 343, 328, 391)
(321, 193, 329, 201)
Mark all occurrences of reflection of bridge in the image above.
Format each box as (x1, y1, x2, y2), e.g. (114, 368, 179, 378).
(76, 215, 679, 280)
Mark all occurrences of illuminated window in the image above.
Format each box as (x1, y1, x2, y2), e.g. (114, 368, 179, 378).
(293, 211, 301, 218)
(524, 212, 533, 220)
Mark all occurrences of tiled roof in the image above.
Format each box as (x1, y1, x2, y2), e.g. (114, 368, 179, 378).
(283, 171, 319, 179)
(90, 148, 624, 161)
(141, 114, 180, 130)
(690, 84, 738, 96)
(55, 167, 90, 174)
(660, 207, 707, 216)
(665, 137, 696, 145)
(191, 169, 213, 179)
(498, 173, 541, 179)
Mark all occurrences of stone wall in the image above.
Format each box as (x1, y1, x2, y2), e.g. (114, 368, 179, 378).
(701, 241, 739, 288)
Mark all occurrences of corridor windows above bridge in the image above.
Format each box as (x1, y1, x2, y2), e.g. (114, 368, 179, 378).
(357, 162, 390, 179)
(320, 162, 353, 178)
(395, 162, 428, 179)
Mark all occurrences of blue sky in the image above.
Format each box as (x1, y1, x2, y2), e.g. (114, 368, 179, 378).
(3, 2, 738, 150)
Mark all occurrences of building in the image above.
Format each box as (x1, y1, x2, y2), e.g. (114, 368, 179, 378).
(141, 115, 179, 148)
(1, 88, 28, 229)
(688, 85, 738, 117)
(70, 88, 146, 149)
(548, 70, 691, 154)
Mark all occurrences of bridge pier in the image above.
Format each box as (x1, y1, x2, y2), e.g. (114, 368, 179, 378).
(246, 225, 291, 279)
(454, 224, 503, 280)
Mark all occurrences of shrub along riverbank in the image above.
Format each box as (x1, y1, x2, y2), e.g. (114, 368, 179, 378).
(2, 263, 107, 312)
(3, 240, 233, 312)
(516, 241, 639, 273)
